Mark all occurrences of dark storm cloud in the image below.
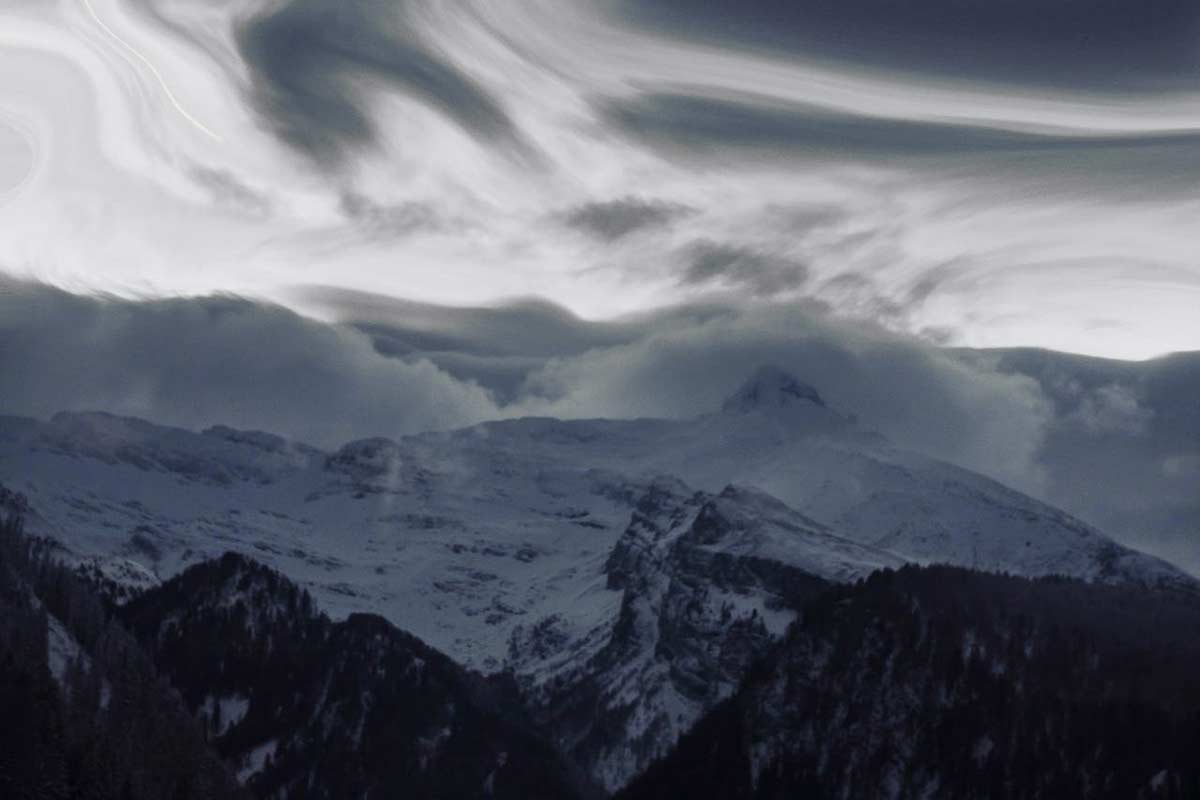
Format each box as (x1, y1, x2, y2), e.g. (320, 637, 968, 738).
(299, 286, 1051, 495)
(618, 0, 1200, 91)
(298, 286, 724, 357)
(562, 196, 694, 241)
(295, 285, 738, 402)
(515, 302, 1053, 498)
(601, 92, 1200, 162)
(681, 240, 809, 296)
(963, 348, 1200, 574)
(235, 0, 528, 165)
(0, 279, 498, 446)
(299, 289, 1053, 483)
(2, 279, 1049, 492)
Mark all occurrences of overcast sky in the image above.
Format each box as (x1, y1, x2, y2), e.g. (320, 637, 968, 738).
(2, 0, 1200, 359)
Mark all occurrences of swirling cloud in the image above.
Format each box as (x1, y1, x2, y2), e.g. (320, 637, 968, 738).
(0, 118, 33, 196)
(618, 0, 1200, 91)
(1, 0, 1199, 360)
(562, 196, 694, 241)
(235, 0, 531, 165)
(602, 91, 1200, 162)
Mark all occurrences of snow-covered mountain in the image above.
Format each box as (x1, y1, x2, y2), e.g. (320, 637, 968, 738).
(118, 554, 590, 799)
(510, 479, 906, 788)
(0, 366, 1192, 789)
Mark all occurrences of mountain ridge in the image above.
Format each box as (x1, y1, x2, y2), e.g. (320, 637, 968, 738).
(1, 366, 1194, 789)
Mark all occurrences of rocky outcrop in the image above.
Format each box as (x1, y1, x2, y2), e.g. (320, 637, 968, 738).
(511, 479, 900, 791)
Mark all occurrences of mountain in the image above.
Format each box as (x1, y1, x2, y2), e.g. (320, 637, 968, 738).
(0, 366, 1193, 788)
(720, 365, 828, 413)
(118, 553, 591, 799)
(509, 479, 905, 789)
(0, 509, 587, 799)
(619, 565, 1200, 800)
(6, 465, 1200, 797)
(0, 514, 250, 800)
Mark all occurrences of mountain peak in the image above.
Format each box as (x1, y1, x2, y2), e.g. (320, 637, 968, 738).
(722, 365, 826, 414)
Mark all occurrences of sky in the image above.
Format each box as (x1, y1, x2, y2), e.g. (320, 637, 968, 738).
(1, 0, 1199, 359)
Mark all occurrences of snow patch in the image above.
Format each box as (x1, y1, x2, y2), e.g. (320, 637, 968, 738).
(46, 614, 84, 684)
(203, 693, 250, 736)
(239, 739, 278, 783)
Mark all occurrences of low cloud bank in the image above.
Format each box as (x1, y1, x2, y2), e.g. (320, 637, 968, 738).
(0, 279, 499, 447)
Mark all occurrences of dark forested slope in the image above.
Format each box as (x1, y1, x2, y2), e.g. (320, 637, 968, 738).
(1, 499, 588, 800)
(118, 553, 592, 800)
(8, 483, 1200, 800)
(620, 565, 1200, 800)
(0, 513, 248, 800)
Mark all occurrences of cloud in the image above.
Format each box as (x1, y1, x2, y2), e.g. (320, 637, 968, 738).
(680, 240, 809, 296)
(189, 167, 271, 218)
(339, 192, 442, 238)
(235, 0, 528, 165)
(562, 196, 694, 241)
(512, 303, 1052, 496)
(601, 91, 1200, 163)
(302, 289, 1053, 498)
(0, 279, 499, 447)
(969, 348, 1200, 573)
(296, 287, 1059, 498)
(20, 281, 1046, 496)
(298, 286, 650, 359)
(6, 0, 1200, 363)
(617, 0, 1200, 91)
(5, 279, 1194, 572)
(1067, 384, 1154, 435)
(0, 118, 32, 194)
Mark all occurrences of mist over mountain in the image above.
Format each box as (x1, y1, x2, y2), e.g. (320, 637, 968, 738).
(2, 281, 1194, 575)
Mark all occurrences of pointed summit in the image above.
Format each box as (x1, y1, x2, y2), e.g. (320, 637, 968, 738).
(722, 365, 826, 414)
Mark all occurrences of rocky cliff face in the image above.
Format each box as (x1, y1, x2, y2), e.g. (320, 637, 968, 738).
(510, 479, 904, 791)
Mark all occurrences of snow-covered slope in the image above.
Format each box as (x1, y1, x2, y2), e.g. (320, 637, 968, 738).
(0, 366, 1192, 789)
(0, 411, 639, 671)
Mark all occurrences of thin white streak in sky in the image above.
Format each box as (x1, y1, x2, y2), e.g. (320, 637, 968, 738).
(80, 0, 222, 142)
